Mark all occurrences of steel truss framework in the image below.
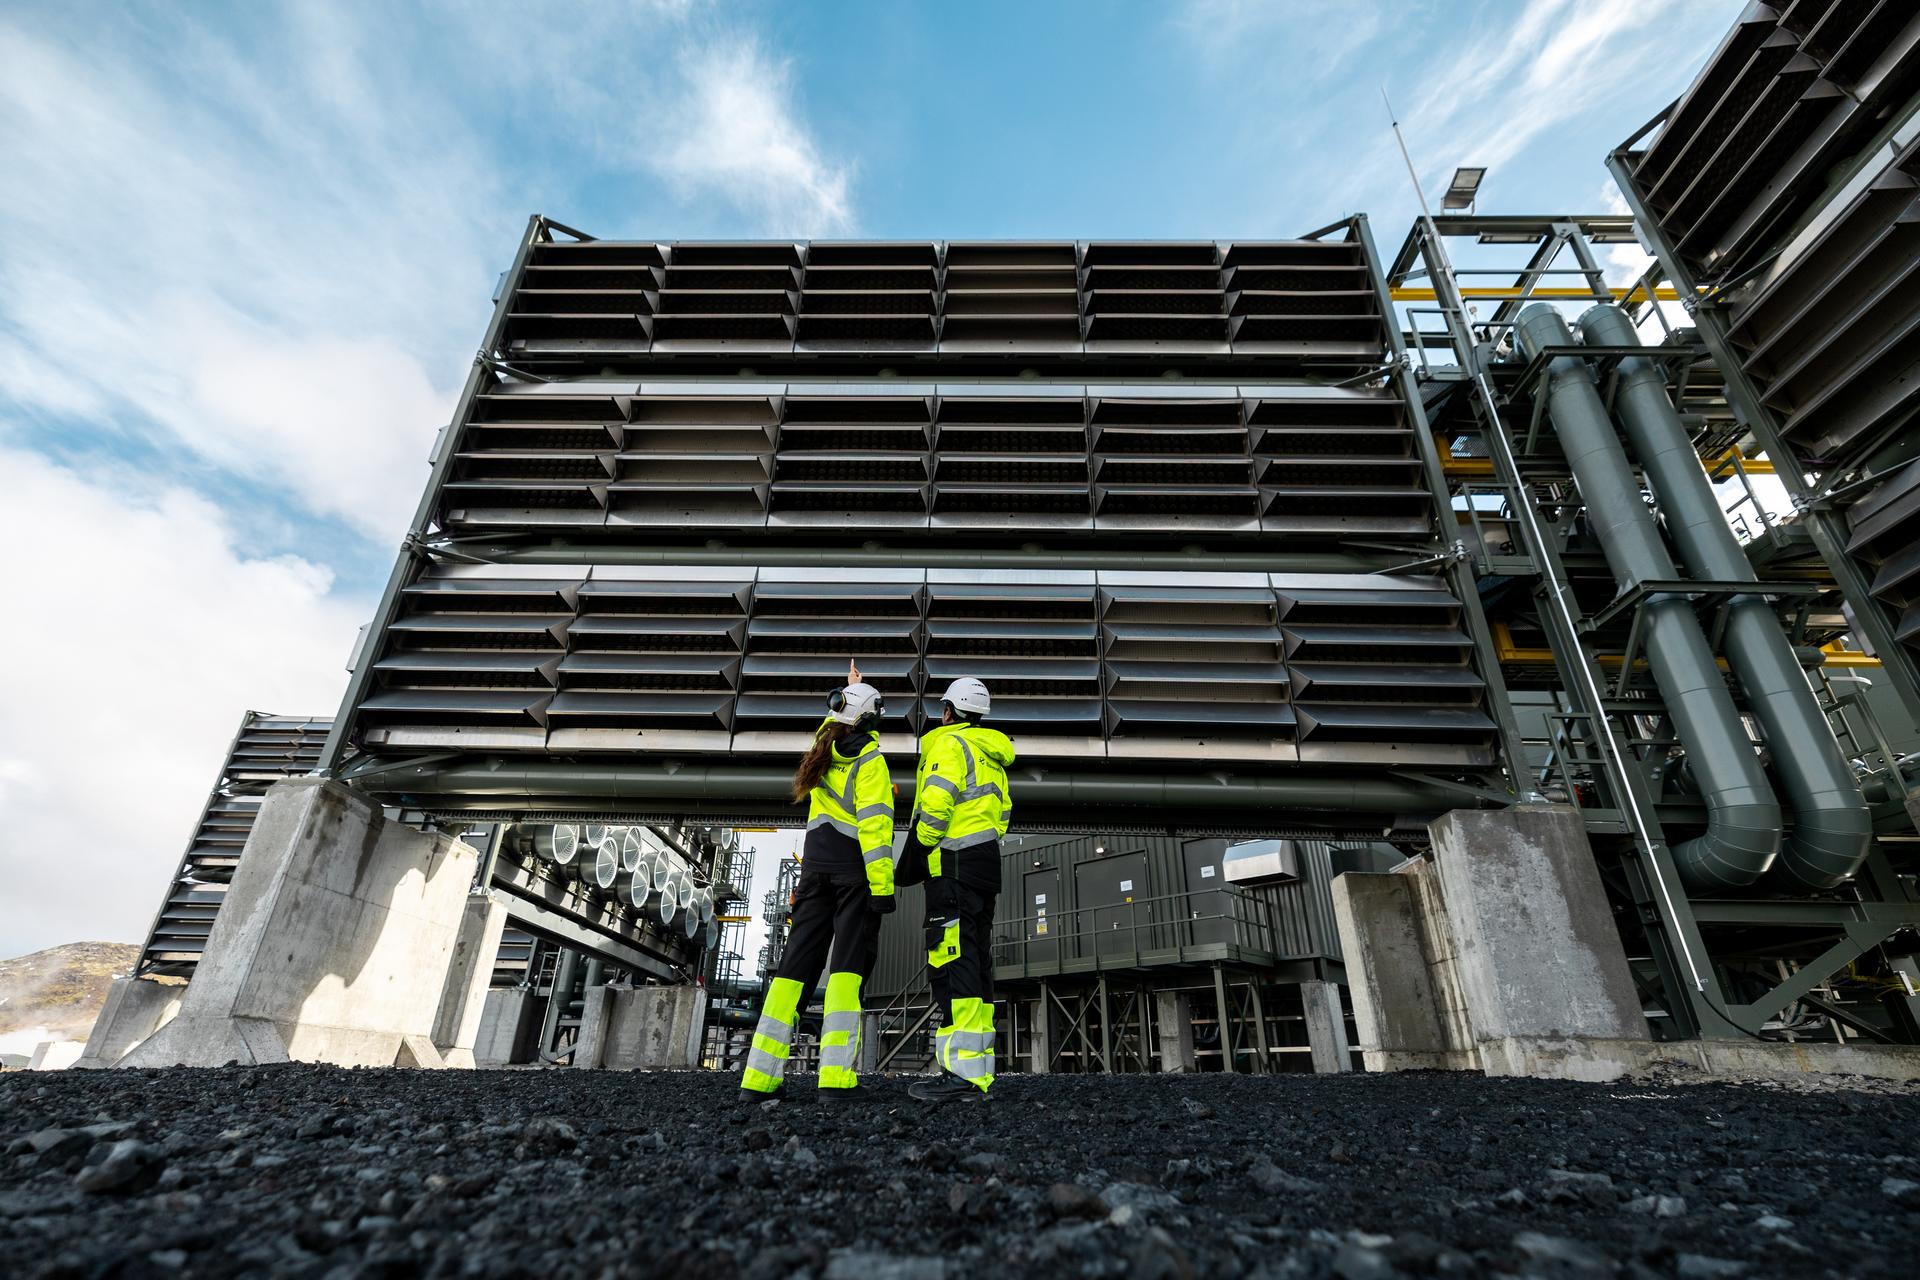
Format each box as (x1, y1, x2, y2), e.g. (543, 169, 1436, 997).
(1392, 208, 1920, 1042)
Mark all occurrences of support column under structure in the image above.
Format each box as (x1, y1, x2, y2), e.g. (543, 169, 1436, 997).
(1153, 991, 1196, 1072)
(1300, 980, 1352, 1074)
(430, 889, 508, 1068)
(120, 778, 479, 1068)
(576, 985, 709, 1070)
(74, 976, 185, 1069)
(474, 988, 540, 1067)
(1028, 997, 1051, 1073)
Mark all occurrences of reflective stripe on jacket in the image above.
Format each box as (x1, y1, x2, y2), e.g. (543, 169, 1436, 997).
(806, 724, 895, 896)
(912, 722, 1015, 870)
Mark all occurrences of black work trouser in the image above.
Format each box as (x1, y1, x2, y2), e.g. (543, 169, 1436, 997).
(778, 869, 882, 997)
(927, 874, 999, 1028)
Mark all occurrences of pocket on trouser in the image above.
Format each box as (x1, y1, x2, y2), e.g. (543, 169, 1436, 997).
(742, 975, 803, 1093)
(946, 996, 995, 1092)
(817, 971, 864, 1089)
(925, 917, 961, 969)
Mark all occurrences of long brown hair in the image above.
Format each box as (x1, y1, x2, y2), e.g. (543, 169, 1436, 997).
(792, 720, 858, 804)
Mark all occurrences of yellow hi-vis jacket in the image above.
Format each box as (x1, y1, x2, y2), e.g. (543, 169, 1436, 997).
(806, 724, 896, 897)
(912, 722, 1015, 875)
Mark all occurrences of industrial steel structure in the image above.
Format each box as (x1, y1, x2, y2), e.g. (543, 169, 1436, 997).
(127, 711, 751, 1065)
(101, 1, 1920, 1075)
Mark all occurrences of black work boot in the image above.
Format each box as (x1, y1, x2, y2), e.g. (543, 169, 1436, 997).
(909, 1074, 988, 1103)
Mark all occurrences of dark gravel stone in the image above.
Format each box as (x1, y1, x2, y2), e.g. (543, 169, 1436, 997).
(1046, 1182, 1103, 1219)
(73, 1140, 165, 1195)
(1, 1066, 1916, 1278)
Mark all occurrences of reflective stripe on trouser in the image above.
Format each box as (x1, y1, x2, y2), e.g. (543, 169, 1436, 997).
(817, 970, 864, 1089)
(741, 975, 803, 1093)
(937, 996, 995, 1091)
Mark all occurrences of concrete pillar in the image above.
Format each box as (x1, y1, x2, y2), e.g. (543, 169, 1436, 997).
(73, 975, 186, 1069)
(859, 1012, 880, 1073)
(1152, 991, 1196, 1072)
(430, 890, 507, 1068)
(1300, 980, 1352, 1074)
(119, 778, 479, 1068)
(574, 982, 616, 1068)
(577, 985, 708, 1069)
(1331, 870, 1472, 1071)
(1028, 998, 1051, 1073)
(1427, 805, 1650, 1074)
(27, 1041, 85, 1070)
(474, 988, 539, 1066)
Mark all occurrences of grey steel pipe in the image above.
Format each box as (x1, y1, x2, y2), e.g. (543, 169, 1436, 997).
(1517, 305, 1779, 889)
(377, 761, 1470, 814)
(1579, 304, 1871, 889)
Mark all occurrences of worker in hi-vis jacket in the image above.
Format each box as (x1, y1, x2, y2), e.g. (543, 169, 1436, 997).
(906, 677, 1014, 1102)
(739, 666, 895, 1099)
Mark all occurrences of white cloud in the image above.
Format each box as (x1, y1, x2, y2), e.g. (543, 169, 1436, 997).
(0, 5, 858, 539)
(657, 38, 855, 236)
(0, 447, 367, 957)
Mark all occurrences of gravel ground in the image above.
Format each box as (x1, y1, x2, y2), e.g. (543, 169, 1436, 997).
(3, 1066, 1918, 1278)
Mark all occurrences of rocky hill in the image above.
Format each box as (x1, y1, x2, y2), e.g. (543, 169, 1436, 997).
(0, 942, 140, 1052)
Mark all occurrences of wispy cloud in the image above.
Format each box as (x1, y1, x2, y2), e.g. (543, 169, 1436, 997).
(657, 38, 855, 236)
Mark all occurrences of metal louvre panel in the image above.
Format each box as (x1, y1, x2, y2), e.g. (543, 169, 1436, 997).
(797, 241, 940, 351)
(351, 569, 1493, 764)
(1082, 242, 1228, 353)
(1221, 241, 1383, 359)
(770, 395, 933, 527)
(1100, 580, 1288, 745)
(1847, 460, 1920, 650)
(1728, 148, 1920, 456)
(1090, 396, 1257, 532)
(940, 242, 1081, 352)
(1275, 582, 1489, 762)
(553, 578, 749, 739)
(137, 713, 333, 977)
(506, 241, 662, 354)
(1631, 1, 1920, 278)
(740, 579, 923, 731)
(930, 396, 1091, 528)
(612, 393, 777, 528)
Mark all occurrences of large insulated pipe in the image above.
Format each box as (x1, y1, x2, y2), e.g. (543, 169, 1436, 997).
(1579, 304, 1871, 889)
(1517, 305, 1779, 889)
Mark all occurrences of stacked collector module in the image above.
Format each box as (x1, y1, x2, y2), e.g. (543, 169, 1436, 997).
(324, 228, 1504, 835)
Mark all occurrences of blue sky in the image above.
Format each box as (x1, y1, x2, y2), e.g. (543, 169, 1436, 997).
(0, 0, 1742, 958)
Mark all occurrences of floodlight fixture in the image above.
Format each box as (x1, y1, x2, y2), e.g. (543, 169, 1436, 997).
(1441, 166, 1487, 212)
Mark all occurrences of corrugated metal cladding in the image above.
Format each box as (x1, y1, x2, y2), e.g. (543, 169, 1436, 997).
(340, 232, 1498, 783)
(1622, 4, 1920, 653)
(867, 832, 1390, 1000)
(135, 713, 330, 977)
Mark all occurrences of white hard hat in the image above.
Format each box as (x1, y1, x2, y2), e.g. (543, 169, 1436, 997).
(942, 677, 991, 717)
(828, 681, 885, 725)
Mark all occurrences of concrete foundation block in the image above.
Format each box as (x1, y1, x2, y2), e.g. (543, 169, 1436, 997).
(28, 1041, 85, 1071)
(575, 985, 707, 1070)
(1331, 872, 1474, 1072)
(1429, 804, 1648, 1045)
(1300, 980, 1352, 1074)
(1152, 991, 1195, 1072)
(430, 890, 507, 1069)
(475, 988, 540, 1067)
(73, 975, 185, 1069)
(119, 778, 480, 1069)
